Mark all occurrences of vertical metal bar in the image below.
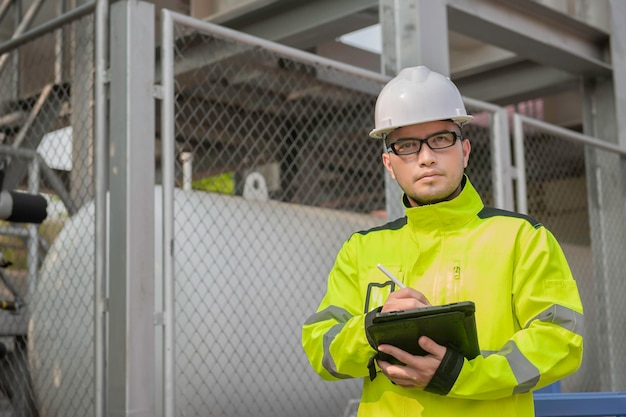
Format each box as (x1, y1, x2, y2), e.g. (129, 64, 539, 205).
(378, 0, 449, 220)
(609, 0, 626, 149)
(94, 1, 109, 417)
(380, 0, 449, 76)
(27, 156, 40, 301)
(181, 152, 193, 191)
(108, 1, 155, 417)
(54, 0, 67, 84)
(10, 0, 19, 100)
(491, 107, 514, 210)
(161, 10, 176, 417)
(512, 114, 528, 214)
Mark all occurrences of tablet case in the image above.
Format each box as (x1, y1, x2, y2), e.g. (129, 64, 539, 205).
(368, 301, 480, 364)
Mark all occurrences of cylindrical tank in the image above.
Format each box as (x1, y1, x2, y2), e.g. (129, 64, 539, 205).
(28, 187, 384, 417)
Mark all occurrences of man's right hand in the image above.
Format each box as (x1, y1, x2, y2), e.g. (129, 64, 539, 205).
(381, 287, 431, 312)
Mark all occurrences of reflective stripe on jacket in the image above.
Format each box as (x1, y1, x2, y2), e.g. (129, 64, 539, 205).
(302, 177, 583, 417)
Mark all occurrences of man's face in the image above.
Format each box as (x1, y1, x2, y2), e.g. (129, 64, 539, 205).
(382, 120, 471, 206)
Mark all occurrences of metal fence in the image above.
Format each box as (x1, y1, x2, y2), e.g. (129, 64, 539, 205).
(159, 13, 388, 417)
(0, 2, 96, 417)
(0, 2, 625, 417)
(512, 114, 626, 393)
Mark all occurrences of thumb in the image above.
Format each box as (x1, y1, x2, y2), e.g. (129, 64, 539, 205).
(418, 336, 446, 359)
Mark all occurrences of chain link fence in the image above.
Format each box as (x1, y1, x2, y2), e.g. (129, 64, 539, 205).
(513, 114, 626, 393)
(0, 3, 625, 417)
(0, 4, 95, 417)
(162, 17, 387, 417)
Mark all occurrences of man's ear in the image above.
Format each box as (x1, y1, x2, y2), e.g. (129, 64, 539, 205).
(382, 152, 396, 180)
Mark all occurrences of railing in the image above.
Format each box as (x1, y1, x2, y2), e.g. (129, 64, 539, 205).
(535, 391, 626, 416)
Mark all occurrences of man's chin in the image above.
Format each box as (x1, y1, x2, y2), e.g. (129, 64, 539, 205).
(409, 192, 447, 206)
(408, 186, 455, 205)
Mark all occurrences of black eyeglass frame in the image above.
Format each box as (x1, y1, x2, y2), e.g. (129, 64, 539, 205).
(384, 130, 463, 156)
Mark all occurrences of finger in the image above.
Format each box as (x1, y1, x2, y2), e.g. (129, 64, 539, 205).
(378, 344, 416, 365)
(418, 336, 446, 359)
(394, 288, 431, 306)
(382, 290, 431, 312)
(377, 358, 412, 382)
(376, 351, 428, 389)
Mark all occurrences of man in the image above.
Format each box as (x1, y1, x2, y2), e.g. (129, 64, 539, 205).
(301, 66, 583, 416)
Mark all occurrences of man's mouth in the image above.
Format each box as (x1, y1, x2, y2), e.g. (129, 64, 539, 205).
(417, 171, 441, 181)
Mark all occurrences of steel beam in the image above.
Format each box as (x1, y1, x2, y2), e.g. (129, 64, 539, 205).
(209, 0, 378, 49)
(454, 60, 579, 105)
(446, 0, 611, 76)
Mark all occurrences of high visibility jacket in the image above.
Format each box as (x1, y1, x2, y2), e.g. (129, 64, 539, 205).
(302, 177, 583, 417)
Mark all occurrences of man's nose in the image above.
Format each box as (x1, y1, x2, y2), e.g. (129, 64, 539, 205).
(416, 144, 437, 166)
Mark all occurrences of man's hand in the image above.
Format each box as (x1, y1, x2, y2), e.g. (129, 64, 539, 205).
(381, 287, 431, 313)
(376, 336, 446, 389)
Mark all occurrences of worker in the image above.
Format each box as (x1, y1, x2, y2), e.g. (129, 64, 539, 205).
(301, 66, 583, 416)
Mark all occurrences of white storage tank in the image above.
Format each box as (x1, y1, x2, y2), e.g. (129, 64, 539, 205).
(28, 186, 384, 417)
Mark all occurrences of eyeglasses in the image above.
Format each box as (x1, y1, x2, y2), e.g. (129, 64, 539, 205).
(385, 131, 461, 156)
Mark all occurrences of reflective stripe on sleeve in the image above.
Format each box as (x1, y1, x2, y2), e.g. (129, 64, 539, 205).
(322, 323, 353, 379)
(526, 304, 583, 334)
(481, 305, 583, 393)
(304, 306, 352, 325)
(499, 340, 540, 394)
(304, 306, 354, 379)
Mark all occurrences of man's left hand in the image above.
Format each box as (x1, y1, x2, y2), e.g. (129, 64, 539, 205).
(376, 336, 446, 389)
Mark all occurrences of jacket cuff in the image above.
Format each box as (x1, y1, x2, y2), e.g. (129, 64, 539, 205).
(364, 306, 382, 349)
(424, 348, 464, 395)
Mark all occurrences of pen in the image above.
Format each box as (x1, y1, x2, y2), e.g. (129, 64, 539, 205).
(377, 264, 406, 289)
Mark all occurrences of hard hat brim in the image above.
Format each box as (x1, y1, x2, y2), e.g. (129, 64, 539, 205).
(369, 115, 474, 139)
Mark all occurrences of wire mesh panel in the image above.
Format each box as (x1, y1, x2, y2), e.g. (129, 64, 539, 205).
(582, 147, 626, 392)
(517, 121, 626, 393)
(164, 20, 389, 417)
(0, 10, 96, 417)
(462, 104, 496, 207)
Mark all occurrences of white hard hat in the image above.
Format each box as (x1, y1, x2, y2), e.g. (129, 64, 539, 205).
(370, 66, 473, 139)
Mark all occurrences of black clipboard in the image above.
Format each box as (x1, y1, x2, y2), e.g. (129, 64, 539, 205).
(368, 301, 480, 364)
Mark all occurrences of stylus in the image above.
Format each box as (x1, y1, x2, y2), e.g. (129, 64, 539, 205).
(377, 264, 406, 289)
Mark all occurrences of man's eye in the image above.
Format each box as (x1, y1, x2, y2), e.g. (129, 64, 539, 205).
(398, 141, 418, 150)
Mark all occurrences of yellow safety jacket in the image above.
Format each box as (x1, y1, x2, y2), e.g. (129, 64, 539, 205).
(302, 177, 583, 417)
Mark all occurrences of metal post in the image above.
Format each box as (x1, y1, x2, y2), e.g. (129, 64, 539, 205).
(10, 0, 19, 101)
(378, 0, 450, 220)
(94, 1, 109, 417)
(609, 0, 626, 150)
(512, 114, 528, 214)
(491, 108, 514, 210)
(54, 0, 67, 84)
(181, 152, 193, 191)
(27, 156, 39, 301)
(108, 2, 155, 417)
(161, 10, 176, 417)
